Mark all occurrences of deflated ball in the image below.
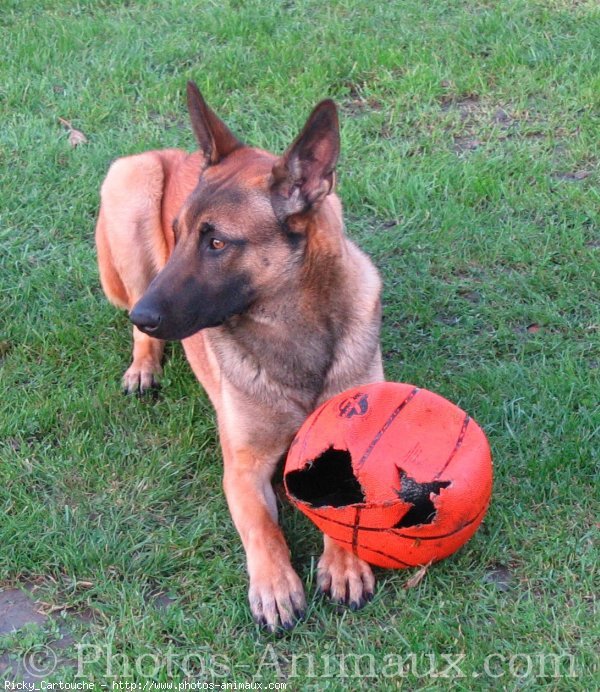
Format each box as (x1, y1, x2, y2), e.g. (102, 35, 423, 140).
(284, 382, 492, 568)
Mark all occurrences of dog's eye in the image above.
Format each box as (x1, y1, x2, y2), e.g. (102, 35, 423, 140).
(209, 238, 226, 251)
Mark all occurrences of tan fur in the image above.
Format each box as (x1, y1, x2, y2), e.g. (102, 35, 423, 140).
(96, 91, 384, 631)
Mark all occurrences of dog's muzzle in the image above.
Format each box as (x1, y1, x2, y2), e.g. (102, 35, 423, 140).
(129, 303, 162, 334)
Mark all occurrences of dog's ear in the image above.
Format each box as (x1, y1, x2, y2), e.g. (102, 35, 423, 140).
(187, 81, 242, 165)
(270, 100, 340, 221)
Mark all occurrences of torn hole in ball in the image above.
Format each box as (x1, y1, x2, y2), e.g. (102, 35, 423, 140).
(285, 446, 365, 508)
(394, 469, 451, 528)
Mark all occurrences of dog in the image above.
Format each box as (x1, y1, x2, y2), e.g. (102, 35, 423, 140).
(96, 82, 384, 632)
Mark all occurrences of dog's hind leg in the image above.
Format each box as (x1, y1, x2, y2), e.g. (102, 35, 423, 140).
(96, 152, 177, 393)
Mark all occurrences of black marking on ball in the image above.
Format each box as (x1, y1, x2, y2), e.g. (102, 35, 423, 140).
(351, 505, 362, 555)
(338, 392, 369, 418)
(394, 469, 451, 528)
(286, 447, 365, 508)
(435, 413, 471, 479)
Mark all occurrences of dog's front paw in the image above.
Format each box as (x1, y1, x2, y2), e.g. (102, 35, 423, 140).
(317, 537, 375, 611)
(249, 564, 306, 633)
(122, 359, 162, 395)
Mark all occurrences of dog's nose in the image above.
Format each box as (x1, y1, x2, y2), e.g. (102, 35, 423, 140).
(129, 304, 162, 333)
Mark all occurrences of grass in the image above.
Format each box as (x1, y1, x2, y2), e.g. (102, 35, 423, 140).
(1, 0, 598, 687)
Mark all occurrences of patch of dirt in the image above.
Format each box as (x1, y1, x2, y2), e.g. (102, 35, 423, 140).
(0, 340, 12, 359)
(147, 111, 188, 132)
(0, 584, 176, 682)
(151, 592, 177, 611)
(453, 135, 482, 153)
(492, 107, 511, 125)
(0, 589, 47, 635)
(438, 92, 558, 154)
(339, 80, 384, 117)
(0, 588, 78, 682)
(435, 313, 461, 327)
(457, 289, 483, 304)
(439, 92, 482, 117)
(342, 96, 384, 117)
(483, 564, 512, 592)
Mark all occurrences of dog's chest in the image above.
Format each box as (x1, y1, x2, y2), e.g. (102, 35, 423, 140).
(208, 320, 334, 412)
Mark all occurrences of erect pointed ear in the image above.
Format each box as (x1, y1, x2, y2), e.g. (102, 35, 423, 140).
(186, 81, 242, 165)
(270, 99, 340, 222)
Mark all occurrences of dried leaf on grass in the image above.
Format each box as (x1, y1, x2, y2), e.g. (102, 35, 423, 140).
(403, 560, 433, 589)
(58, 117, 88, 147)
(37, 601, 76, 616)
(553, 170, 591, 181)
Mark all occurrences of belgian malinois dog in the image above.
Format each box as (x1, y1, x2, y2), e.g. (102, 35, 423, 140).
(96, 82, 384, 632)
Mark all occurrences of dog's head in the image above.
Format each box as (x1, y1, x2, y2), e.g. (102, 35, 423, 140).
(130, 82, 340, 340)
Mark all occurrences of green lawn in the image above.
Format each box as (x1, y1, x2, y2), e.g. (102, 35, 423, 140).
(1, 0, 598, 687)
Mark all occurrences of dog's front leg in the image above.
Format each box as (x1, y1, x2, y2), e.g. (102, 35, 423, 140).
(222, 440, 306, 632)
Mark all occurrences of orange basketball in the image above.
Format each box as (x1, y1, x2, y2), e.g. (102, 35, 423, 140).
(284, 382, 493, 568)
